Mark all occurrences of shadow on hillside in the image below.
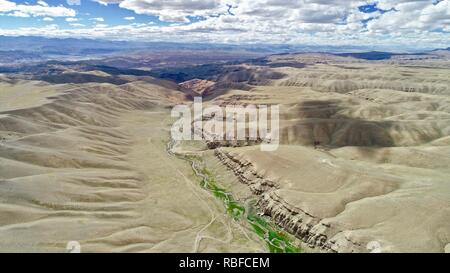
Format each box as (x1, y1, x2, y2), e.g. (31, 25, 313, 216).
(282, 99, 396, 152)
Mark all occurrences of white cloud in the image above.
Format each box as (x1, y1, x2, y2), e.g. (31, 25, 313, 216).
(67, 0, 81, 5)
(1, 0, 449, 50)
(6, 11, 30, 17)
(37, 1, 49, 7)
(70, 23, 85, 27)
(90, 17, 105, 22)
(124, 16, 135, 20)
(367, 0, 450, 33)
(95, 0, 227, 22)
(94, 0, 120, 5)
(42, 16, 53, 21)
(65, 17, 78, 22)
(0, 0, 76, 17)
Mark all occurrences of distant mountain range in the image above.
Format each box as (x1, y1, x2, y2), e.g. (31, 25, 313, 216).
(334, 51, 431, 60)
(1, 35, 437, 58)
(0, 35, 448, 69)
(432, 47, 450, 52)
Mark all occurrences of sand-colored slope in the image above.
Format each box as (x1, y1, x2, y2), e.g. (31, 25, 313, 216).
(2, 54, 450, 253)
(0, 77, 265, 252)
(208, 80, 450, 147)
(216, 145, 450, 252)
(201, 56, 450, 252)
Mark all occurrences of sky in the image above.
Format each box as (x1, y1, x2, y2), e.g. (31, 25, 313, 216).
(0, 0, 449, 50)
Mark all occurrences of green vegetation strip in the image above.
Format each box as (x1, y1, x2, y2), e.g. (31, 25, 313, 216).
(185, 155, 301, 253)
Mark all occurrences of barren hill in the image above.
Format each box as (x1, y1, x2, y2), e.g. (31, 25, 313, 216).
(0, 73, 266, 252)
(192, 54, 450, 252)
(1, 52, 449, 253)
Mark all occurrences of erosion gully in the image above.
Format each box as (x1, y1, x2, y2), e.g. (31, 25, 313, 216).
(167, 137, 301, 253)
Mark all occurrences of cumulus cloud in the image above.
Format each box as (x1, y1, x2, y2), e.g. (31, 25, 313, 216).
(124, 16, 135, 20)
(0, 0, 76, 17)
(37, 1, 49, 7)
(87, 0, 449, 35)
(67, 0, 81, 5)
(65, 17, 79, 22)
(90, 17, 105, 22)
(93, 0, 121, 6)
(69, 23, 85, 27)
(42, 17, 53, 21)
(367, 0, 450, 33)
(1, 0, 449, 50)
(6, 11, 30, 17)
(94, 0, 227, 22)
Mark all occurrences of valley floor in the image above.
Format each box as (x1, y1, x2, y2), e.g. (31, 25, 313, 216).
(0, 80, 266, 252)
(1, 54, 450, 252)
